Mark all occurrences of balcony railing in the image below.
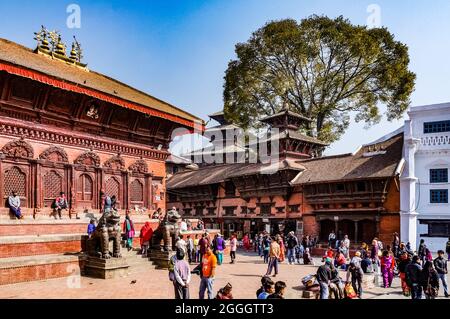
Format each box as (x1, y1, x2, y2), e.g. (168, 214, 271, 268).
(420, 134, 450, 148)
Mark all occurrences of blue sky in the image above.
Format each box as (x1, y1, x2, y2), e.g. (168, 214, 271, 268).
(1, 0, 450, 155)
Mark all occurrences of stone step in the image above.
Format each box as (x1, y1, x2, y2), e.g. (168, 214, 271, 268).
(0, 219, 157, 236)
(0, 233, 86, 258)
(0, 253, 84, 286)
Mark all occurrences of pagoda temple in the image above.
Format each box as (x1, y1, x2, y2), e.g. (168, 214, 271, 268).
(167, 107, 402, 246)
(0, 33, 203, 285)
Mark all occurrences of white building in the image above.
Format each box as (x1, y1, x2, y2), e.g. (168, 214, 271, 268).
(401, 102, 450, 252)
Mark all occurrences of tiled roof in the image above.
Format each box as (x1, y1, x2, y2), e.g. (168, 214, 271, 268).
(291, 133, 404, 184)
(0, 38, 202, 126)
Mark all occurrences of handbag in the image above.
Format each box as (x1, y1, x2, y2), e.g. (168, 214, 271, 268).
(344, 283, 357, 299)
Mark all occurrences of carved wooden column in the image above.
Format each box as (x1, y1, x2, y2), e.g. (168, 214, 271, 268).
(0, 154, 4, 210)
(34, 160, 42, 218)
(68, 164, 75, 218)
(148, 174, 153, 211)
(354, 220, 359, 244)
(144, 173, 151, 210)
(124, 170, 130, 215)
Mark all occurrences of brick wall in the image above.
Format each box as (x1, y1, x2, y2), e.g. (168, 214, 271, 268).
(379, 214, 400, 245)
(0, 261, 81, 285)
(302, 215, 319, 237)
(0, 240, 84, 258)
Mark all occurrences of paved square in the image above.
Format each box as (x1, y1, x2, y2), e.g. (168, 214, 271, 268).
(0, 251, 447, 299)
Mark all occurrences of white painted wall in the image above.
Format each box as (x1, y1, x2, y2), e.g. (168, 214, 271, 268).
(401, 103, 450, 252)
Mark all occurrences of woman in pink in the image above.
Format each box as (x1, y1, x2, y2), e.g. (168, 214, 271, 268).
(380, 250, 395, 288)
(230, 233, 237, 264)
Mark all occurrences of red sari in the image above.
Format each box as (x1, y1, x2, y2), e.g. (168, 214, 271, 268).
(278, 239, 285, 262)
(139, 222, 153, 246)
(243, 235, 251, 251)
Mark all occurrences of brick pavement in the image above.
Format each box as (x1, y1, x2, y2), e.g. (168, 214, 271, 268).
(0, 251, 447, 299)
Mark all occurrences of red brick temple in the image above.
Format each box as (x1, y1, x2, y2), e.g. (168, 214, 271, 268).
(167, 110, 403, 246)
(0, 34, 203, 284)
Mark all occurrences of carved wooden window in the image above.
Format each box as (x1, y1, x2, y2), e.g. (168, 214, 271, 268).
(77, 174, 93, 201)
(356, 181, 367, 192)
(130, 179, 143, 202)
(335, 183, 345, 193)
(224, 181, 236, 197)
(195, 206, 204, 216)
(43, 171, 62, 199)
(105, 177, 120, 199)
(4, 166, 26, 198)
(260, 204, 271, 216)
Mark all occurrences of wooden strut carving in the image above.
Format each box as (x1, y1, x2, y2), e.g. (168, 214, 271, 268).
(103, 155, 125, 170)
(128, 159, 148, 174)
(74, 151, 101, 167)
(1, 139, 34, 158)
(39, 146, 69, 162)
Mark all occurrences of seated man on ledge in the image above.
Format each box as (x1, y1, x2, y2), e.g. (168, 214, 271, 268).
(54, 191, 68, 219)
(8, 191, 23, 219)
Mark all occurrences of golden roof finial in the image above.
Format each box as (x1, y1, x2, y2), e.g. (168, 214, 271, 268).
(34, 25, 50, 52)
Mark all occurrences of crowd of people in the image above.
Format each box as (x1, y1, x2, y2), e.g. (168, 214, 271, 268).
(314, 234, 449, 299)
(83, 205, 450, 300)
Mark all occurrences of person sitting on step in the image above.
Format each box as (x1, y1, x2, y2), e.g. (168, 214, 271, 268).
(8, 191, 23, 219)
(54, 191, 68, 219)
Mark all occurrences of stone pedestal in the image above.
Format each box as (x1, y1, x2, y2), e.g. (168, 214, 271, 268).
(84, 256, 129, 279)
(148, 249, 174, 269)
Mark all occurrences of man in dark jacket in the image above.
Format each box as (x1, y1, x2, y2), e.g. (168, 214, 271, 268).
(329, 263, 344, 299)
(406, 255, 423, 299)
(286, 232, 298, 265)
(433, 250, 448, 297)
(316, 259, 332, 299)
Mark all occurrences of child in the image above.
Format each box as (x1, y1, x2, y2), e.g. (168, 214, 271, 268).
(258, 280, 275, 299)
(216, 283, 233, 299)
(87, 219, 96, 238)
(303, 248, 314, 265)
(256, 276, 273, 297)
(267, 281, 286, 299)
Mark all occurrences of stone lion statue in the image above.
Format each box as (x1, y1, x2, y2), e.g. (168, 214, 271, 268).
(87, 205, 122, 259)
(151, 208, 181, 251)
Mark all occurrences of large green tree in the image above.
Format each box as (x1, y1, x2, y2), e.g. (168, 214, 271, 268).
(223, 15, 415, 144)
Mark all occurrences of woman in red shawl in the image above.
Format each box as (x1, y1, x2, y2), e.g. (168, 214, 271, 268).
(139, 222, 153, 255)
(243, 233, 251, 251)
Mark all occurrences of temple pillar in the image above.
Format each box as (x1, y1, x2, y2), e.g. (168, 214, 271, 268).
(354, 220, 358, 244)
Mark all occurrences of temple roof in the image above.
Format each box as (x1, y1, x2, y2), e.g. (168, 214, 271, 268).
(166, 158, 305, 189)
(208, 111, 228, 125)
(167, 132, 404, 190)
(167, 163, 247, 189)
(166, 154, 192, 165)
(254, 129, 329, 147)
(183, 143, 250, 156)
(0, 38, 203, 128)
(260, 109, 312, 124)
(290, 133, 404, 184)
